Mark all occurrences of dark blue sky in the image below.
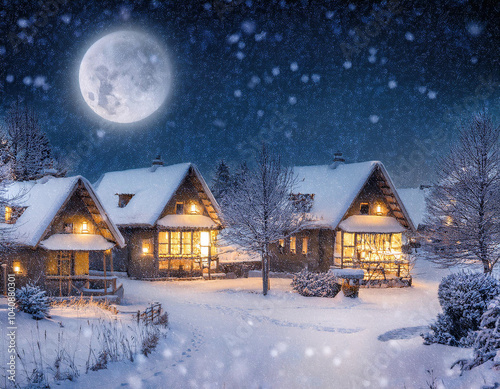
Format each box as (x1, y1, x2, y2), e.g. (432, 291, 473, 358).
(1, 0, 499, 187)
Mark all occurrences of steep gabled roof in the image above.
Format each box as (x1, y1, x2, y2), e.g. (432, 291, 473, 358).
(293, 161, 415, 231)
(1, 176, 125, 248)
(397, 187, 429, 229)
(94, 163, 221, 227)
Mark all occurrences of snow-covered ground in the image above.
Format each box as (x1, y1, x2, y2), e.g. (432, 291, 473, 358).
(1, 260, 499, 388)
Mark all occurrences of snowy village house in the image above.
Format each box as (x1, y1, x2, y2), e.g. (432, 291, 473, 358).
(0, 175, 125, 297)
(95, 160, 222, 279)
(273, 154, 416, 285)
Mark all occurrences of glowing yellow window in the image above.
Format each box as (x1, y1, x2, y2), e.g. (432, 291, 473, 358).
(13, 261, 22, 274)
(82, 221, 89, 233)
(200, 231, 210, 257)
(290, 236, 296, 254)
(159, 232, 169, 256)
(302, 237, 308, 254)
(5, 206, 12, 222)
(171, 232, 181, 255)
(182, 231, 192, 255)
(142, 239, 152, 255)
(278, 239, 285, 248)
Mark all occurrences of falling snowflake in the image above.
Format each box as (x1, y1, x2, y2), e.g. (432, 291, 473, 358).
(369, 47, 377, 55)
(290, 62, 299, 71)
(288, 96, 297, 105)
(418, 86, 427, 93)
(368, 55, 377, 64)
(234, 89, 242, 97)
(238, 41, 245, 49)
(227, 34, 240, 44)
(23, 76, 33, 86)
(388, 80, 397, 89)
(343, 61, 352, 69)
(272, 67, 280, 76)
(255, 31, 267, 41)
(427, 90, 437, 99)
(311, 74, 321, 83)
(96, 129, 106, 138)
(301, 74, 309, 83)
(471, 57, 478, 64)
(405, 32, 415, 41)
(61, 14, 72, 24)
(236, 51, 245, 60)
(369, 115, 380, 124)
(257, 110, 264, 117)
(17, 19, 29, 28)
(241, 20, 256, 34)
(466, 22, 483, 37)
(6, 75, 14, 83)
(325, 11, 334, 19)
(0, 46, 5, 55)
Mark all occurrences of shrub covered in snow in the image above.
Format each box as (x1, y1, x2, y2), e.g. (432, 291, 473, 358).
(16, 284, 50, 320)
(291, 270, 341, 298)
(459, 295, 500, 370)
(423, 272, 500, 347)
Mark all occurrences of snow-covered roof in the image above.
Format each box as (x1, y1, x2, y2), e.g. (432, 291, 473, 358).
(292, 161, 414, 231)
(157, 214, 218, 229)
(397, 188, 428, 229)
(1, 176, 125, 248)
(39, 234, 115, 251)
(95, 163, 221, 227)
(338, 215, 407, 233)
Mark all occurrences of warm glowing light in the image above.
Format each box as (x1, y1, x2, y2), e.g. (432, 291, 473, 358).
(82, 221, 89, 233)
(13, 261, 21, 273)
(376, 204, 382, 215)
(190, 204, 197, 214)
(142, 247, 149, 253)
(5, 206, 12, 222)
(142, 239, 151, 254)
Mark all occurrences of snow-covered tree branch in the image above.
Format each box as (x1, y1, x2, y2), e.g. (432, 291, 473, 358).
(220, 146, 309, 295)
(424, 113, 500, 273)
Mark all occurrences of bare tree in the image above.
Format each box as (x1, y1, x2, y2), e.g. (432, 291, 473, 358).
(424, 113, 500, 273)
(221, 146, 308, 295)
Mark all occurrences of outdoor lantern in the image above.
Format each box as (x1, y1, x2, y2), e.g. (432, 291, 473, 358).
(82, 221, 89, 233)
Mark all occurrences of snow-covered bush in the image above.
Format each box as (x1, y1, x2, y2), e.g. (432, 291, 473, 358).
(423, 272, 500, 347)
(16, 283, 50, 320)
(459, 295, 500, 370)
(291, 270, 341, 298)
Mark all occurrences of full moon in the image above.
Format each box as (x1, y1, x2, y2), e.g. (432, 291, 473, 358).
(79, 31, 172, 123)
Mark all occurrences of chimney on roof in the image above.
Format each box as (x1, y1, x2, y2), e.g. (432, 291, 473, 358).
(152, 155, 164, 166)
(150, 155, 164, 172)
(330, 152, 345, 169)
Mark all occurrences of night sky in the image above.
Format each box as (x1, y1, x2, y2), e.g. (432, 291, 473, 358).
(0, 0, 499, 187)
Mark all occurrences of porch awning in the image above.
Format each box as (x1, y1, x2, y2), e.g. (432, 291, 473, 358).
(338, 215, 406, 233)
(39, 234, 115, 251)
(157, 214, 218, 229)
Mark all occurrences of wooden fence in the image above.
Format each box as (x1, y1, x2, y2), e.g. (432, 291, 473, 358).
(136, 302, 162, 324)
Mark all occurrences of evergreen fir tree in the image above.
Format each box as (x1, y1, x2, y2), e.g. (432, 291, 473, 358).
(211, 160, 231, 200)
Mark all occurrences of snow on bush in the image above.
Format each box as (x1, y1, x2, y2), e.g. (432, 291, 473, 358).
(291, 270, 341, 298)
(458, 295, 500, 371)
(16, 283, 50, 320)
(423, 272, 500, 347)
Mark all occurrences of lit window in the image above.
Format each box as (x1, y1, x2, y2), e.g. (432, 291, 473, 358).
(376, 204, 383, 216)
(360, 203, 369, 215)
(142, 239, 152, 254)
(182, 231, 193, 255)
(176, 202, 184, 215)
(290, 236, 296, 254)
(5, 206, 12, 222)
(278, 239, 285, 248)
(82, 221, 89, 233)
(171, 232, 181, 255)
(159, 232, 169, 256)
(13, 261, 21, 274)
(200, 231, 210, 257)
(190, 203, 197, 214)
(302, 237, 308, 254)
